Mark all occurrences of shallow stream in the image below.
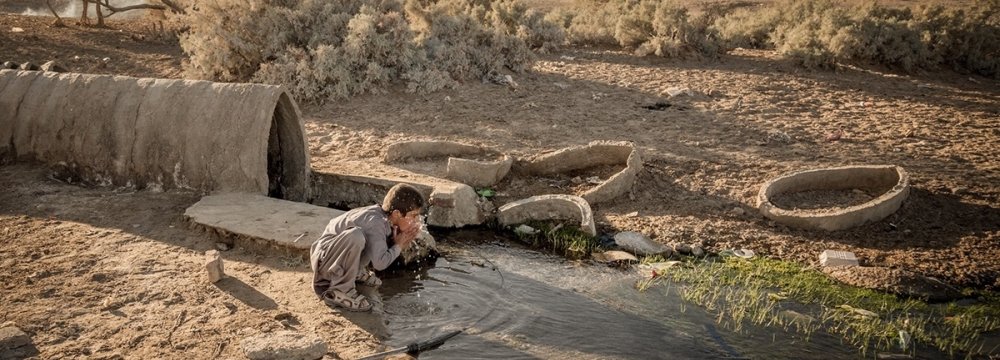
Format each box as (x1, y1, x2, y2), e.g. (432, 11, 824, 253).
(377, 229, 902, 359)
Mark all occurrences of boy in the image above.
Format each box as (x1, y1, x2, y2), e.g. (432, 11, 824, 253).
(310, 183, 425, 312)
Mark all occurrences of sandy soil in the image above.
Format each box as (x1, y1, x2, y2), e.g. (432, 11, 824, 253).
(1, 9, 999, 359)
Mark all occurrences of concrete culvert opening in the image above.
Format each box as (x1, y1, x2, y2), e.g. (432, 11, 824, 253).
(0, 70, 310, 201)
(267, 93, 309, 200)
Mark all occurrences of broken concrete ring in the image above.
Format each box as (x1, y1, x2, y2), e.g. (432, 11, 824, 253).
(521, 140, 641, 204)
(384, 140, 512, 187)
(497, 194, 596, 236)
(757, 165, 910, 231)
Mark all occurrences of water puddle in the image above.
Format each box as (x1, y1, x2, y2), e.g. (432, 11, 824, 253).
(379, 230, 881, 359)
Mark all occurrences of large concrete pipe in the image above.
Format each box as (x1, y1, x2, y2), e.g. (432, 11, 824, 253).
(0, 70, 310, 201)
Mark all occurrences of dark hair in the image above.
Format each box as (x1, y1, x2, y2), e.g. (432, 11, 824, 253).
(382, 183, 425, 214)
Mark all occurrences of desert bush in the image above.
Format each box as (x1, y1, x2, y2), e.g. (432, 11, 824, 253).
(709, 0, 1000, 76)
(180, 0, 563, 102)
(563, 0, 726, 58)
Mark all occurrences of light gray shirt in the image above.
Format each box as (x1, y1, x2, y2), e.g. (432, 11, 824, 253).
(321, 205, 400, 271)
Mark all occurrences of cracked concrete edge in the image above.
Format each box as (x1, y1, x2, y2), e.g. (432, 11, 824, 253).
(311, 170, 488, 228)
(581, 146, 642, 204)
(757, 165, 910, 231)
(383, 140, 483, 164)
(446, 154, 514, 188)
(521, 140, 641, 204)
(497, 194, 596, 236)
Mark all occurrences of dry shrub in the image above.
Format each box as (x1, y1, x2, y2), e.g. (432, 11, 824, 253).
(710, 0, 1000, 76)
(179, 0, 562, 102)
(563, 0, 726, 58)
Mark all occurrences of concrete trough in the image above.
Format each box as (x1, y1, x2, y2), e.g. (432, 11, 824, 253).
(497, 194, 596, 236)
(0, 70, 310, 201)
(757, 165, 910, 231)
(384, 140, 512, 188)
(310, 162, 491, 228)
(521, 140, 642, 204)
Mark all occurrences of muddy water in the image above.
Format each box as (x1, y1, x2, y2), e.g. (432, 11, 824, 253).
(379, 230, 874, 360)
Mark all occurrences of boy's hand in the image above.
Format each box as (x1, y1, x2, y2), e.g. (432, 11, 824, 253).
(393, 217, 421, 250)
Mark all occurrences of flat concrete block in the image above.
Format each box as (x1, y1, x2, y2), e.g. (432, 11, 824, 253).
(206, 250, 226, 283)
(185, 193, 343, 251)
(0, 326, 31, 350)
(820, 250, 859, 267)
(498, 194, 596, 236)
(757, 165, 910, 231)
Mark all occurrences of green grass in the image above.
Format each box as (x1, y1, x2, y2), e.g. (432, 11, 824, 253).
(639, 256, 1000, 358)
(509, 220, 601, 259)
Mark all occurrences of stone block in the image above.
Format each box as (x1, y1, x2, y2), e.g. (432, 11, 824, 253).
(819, 250, 859, 267)
(206, 250, 226, 283)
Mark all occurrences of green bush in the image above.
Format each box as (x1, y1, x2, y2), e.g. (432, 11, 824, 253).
(179, 0, 563, 102)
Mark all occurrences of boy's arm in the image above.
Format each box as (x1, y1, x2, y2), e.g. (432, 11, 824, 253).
(364, 225, 400, 271)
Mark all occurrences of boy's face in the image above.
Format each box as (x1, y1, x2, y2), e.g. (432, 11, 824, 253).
(392, 208, 423, 228)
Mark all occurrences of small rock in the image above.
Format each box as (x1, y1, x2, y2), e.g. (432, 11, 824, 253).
(19, 62, 39, 71)
(1, 61, 18, 69)
(0, 326, 31, 349)
(215, 242, 231, 251)
(624, 211, 639, 217)
(663, 86, 692, 97)
(614, 232, 670, 256)
(730, 207, 745, 216)
(691, 245, 704, 257)
(205, 250, 226, 283)
(553, 82, 570, 90)
(591, 250, 638, 264)
(10, 27, 24, 33)
(385, 354, 417, 360)
(672, 243, 692, 255)
(241, 331, 327, 360)
(950, 187, 968, 195)
(40, 61, 67, 73)
(513, 224, 538, 236)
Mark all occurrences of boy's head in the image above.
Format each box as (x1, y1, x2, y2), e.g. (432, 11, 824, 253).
(382, 183, 426, 224)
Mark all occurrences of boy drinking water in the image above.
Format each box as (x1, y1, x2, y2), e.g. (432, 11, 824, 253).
(310, 183, 425, 312)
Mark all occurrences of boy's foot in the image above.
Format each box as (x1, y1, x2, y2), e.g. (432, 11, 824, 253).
(322, 288, 372, 312)
(356, 270, 382, 287)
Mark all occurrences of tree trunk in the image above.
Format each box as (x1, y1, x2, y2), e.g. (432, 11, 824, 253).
(46, 0, 65, 27)
(95, 0, 105, 27)
(80, 0, 90, 25)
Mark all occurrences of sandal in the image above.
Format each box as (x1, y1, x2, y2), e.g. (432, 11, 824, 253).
(356, 270, 383, 287)
(322, 288, 372, 312)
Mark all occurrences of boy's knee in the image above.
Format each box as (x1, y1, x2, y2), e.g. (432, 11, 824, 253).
(342, 227, 366, 251)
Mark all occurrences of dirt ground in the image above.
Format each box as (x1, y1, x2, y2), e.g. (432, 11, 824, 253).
(2, 8, 999, 359)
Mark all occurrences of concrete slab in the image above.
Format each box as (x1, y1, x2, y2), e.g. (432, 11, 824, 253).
(184, 193, 342, 253)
